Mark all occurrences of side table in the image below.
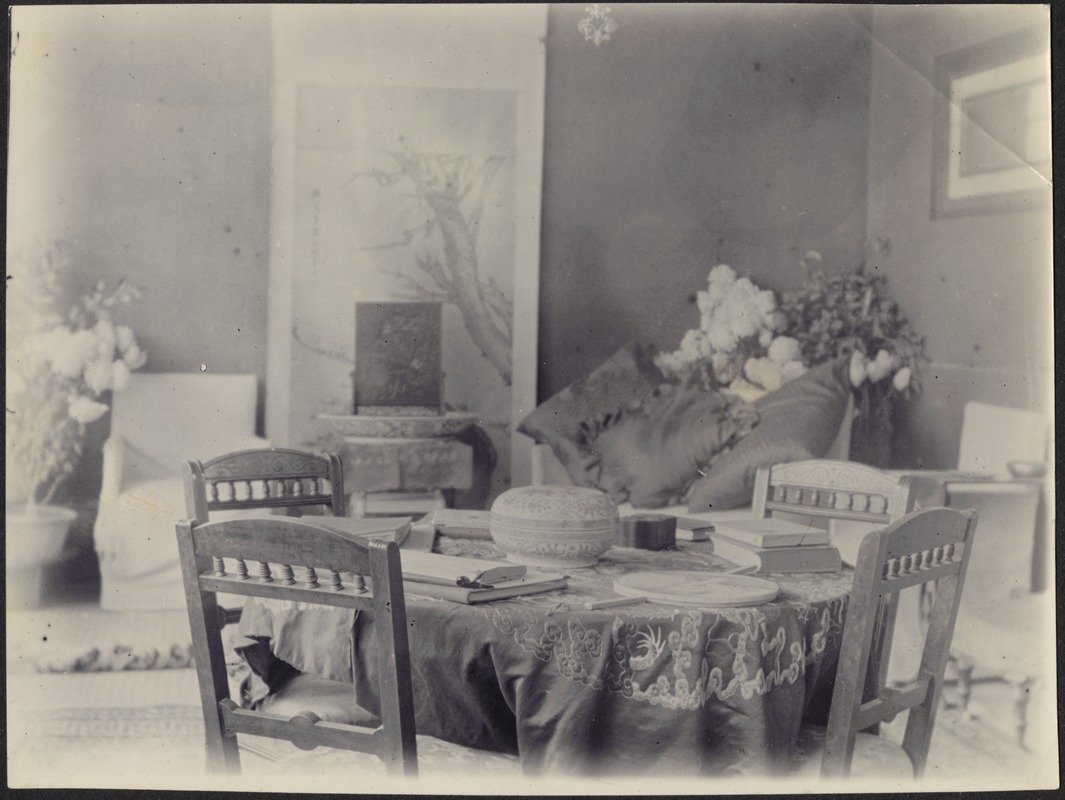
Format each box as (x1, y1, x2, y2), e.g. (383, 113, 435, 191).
(891, 469, 1048, 747)
(318, 413, 476, 517)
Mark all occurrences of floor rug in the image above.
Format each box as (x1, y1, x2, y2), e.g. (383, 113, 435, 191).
(8, 604, 249, 674)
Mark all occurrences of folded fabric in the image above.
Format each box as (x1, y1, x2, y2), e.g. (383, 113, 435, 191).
(686, 355, 852, 512)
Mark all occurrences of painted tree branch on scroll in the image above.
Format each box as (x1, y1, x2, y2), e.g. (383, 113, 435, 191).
(351, 145, 514, 387)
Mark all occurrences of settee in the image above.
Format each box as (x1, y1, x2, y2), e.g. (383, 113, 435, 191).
(519, 344, 856, 527)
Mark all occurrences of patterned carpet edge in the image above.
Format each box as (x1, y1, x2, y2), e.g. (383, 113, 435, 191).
(7, 605, 249, 673)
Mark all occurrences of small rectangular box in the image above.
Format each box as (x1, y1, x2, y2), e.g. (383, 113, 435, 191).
(619, 514, 677, 551)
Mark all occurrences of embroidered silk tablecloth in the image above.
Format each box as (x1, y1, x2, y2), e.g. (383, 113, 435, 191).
(238, 537, 851, 777)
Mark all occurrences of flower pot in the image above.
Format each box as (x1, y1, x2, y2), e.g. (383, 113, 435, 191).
(5, 504, 77, 609)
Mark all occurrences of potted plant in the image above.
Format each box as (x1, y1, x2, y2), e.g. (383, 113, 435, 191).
(5, 240, 146, 607)
(655, 238, 924, 467)
(777, 242, 924, 467)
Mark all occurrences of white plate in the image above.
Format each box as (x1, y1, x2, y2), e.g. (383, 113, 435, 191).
(613, 570, 779, 607)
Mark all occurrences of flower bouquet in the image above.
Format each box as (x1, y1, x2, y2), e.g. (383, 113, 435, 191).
(6, 241, 147, 517)
(654, 263, 808, 400)
(656, 239, 924, 466)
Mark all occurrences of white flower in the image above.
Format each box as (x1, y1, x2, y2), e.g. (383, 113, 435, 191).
(708, 264, 737, 287)
(767, 336, 802, 366)
(68, 396, 109, 424)
(115, 324, 136, 351)
(752, 288, 778, 318)
(892, 366, 912, 392)
(93, 318, 116, 357)
(866, 349, 897, 382)
(83, 357, 114, 394)
(706, 317, 738, 352)
(122, 342, 147, 370)
(849, 351, 868, 387)
(727, 376, 768, 403)
(758, 329, 774, 348)
(781, 360, 808, 383)
(710, 351, 732, 375)
(744, 356, 783, 392)
(47, 328, 97, 378)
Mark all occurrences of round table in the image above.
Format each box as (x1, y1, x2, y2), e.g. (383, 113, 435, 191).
(239, 536, 852, 776)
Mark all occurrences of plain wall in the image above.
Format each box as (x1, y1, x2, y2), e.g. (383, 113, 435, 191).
(864, 7, 1053, 468)
(11, 5, 1052, 490)
(537, 4, 874, 397)
(8, 6, 273, 500)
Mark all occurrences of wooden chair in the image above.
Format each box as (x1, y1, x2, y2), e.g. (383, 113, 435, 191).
(176, 514, 418, 776)
(183, 447, 346, 523)
(752, 459, 929, 698)
(752, 458, 922, 527)
(182, 447, 345, 635)
(793, 507, 979, 779)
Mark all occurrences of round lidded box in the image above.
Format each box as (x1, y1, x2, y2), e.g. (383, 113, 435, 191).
(490, 485, 619, 569)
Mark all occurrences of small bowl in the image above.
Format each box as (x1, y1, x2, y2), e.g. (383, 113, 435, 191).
(1007, 460, 1046, 480)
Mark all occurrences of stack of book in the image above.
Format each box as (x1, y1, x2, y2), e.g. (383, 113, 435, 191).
(708, 518, 842, 573)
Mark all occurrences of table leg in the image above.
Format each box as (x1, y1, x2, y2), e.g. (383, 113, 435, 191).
(1029, 483, 1048, 593)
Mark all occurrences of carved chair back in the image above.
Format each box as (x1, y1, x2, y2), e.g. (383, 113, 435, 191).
(752, 459, 924, 707)
(821, 507, 978, 778)
(183, 448, 346, 522)
(175, 515, 417, 776)
(752, 459, 919, 525)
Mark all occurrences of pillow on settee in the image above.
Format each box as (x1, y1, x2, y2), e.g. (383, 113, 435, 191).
(686, 355, 852, 512)
(593, 385, 759, 508)
(517, 341, 669, 488)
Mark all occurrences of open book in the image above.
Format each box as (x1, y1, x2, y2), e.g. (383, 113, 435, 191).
(404, 572, 568, 604)
(307, 516, 413, 546)
(398, 550, 526, 587)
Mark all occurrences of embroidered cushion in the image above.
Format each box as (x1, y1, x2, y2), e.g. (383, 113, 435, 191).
(686, 356, 851, 512)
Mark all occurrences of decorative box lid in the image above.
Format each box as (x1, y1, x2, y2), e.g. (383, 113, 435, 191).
(490, 485, 619, 531)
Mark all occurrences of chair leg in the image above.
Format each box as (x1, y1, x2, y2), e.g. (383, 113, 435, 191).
(953, 653, 974, 717)
(1006, 674, 1033, 749)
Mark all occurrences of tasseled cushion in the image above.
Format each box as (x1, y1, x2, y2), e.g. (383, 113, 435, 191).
(255, 674, 381, 727)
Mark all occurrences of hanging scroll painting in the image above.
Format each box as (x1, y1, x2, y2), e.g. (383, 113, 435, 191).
(269, 7, 546, 501)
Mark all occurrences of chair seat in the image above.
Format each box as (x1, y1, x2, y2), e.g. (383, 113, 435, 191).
(791, 724, 915, 779)
(242, 674, 523, 776)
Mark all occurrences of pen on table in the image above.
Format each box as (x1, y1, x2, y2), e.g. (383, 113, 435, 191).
(585, 595, 648, 610)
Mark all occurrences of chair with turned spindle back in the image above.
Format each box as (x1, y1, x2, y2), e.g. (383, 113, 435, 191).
(183, 447, 346, 523)
(791, 507, 979, 780)
(750, 459, 929, 708)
